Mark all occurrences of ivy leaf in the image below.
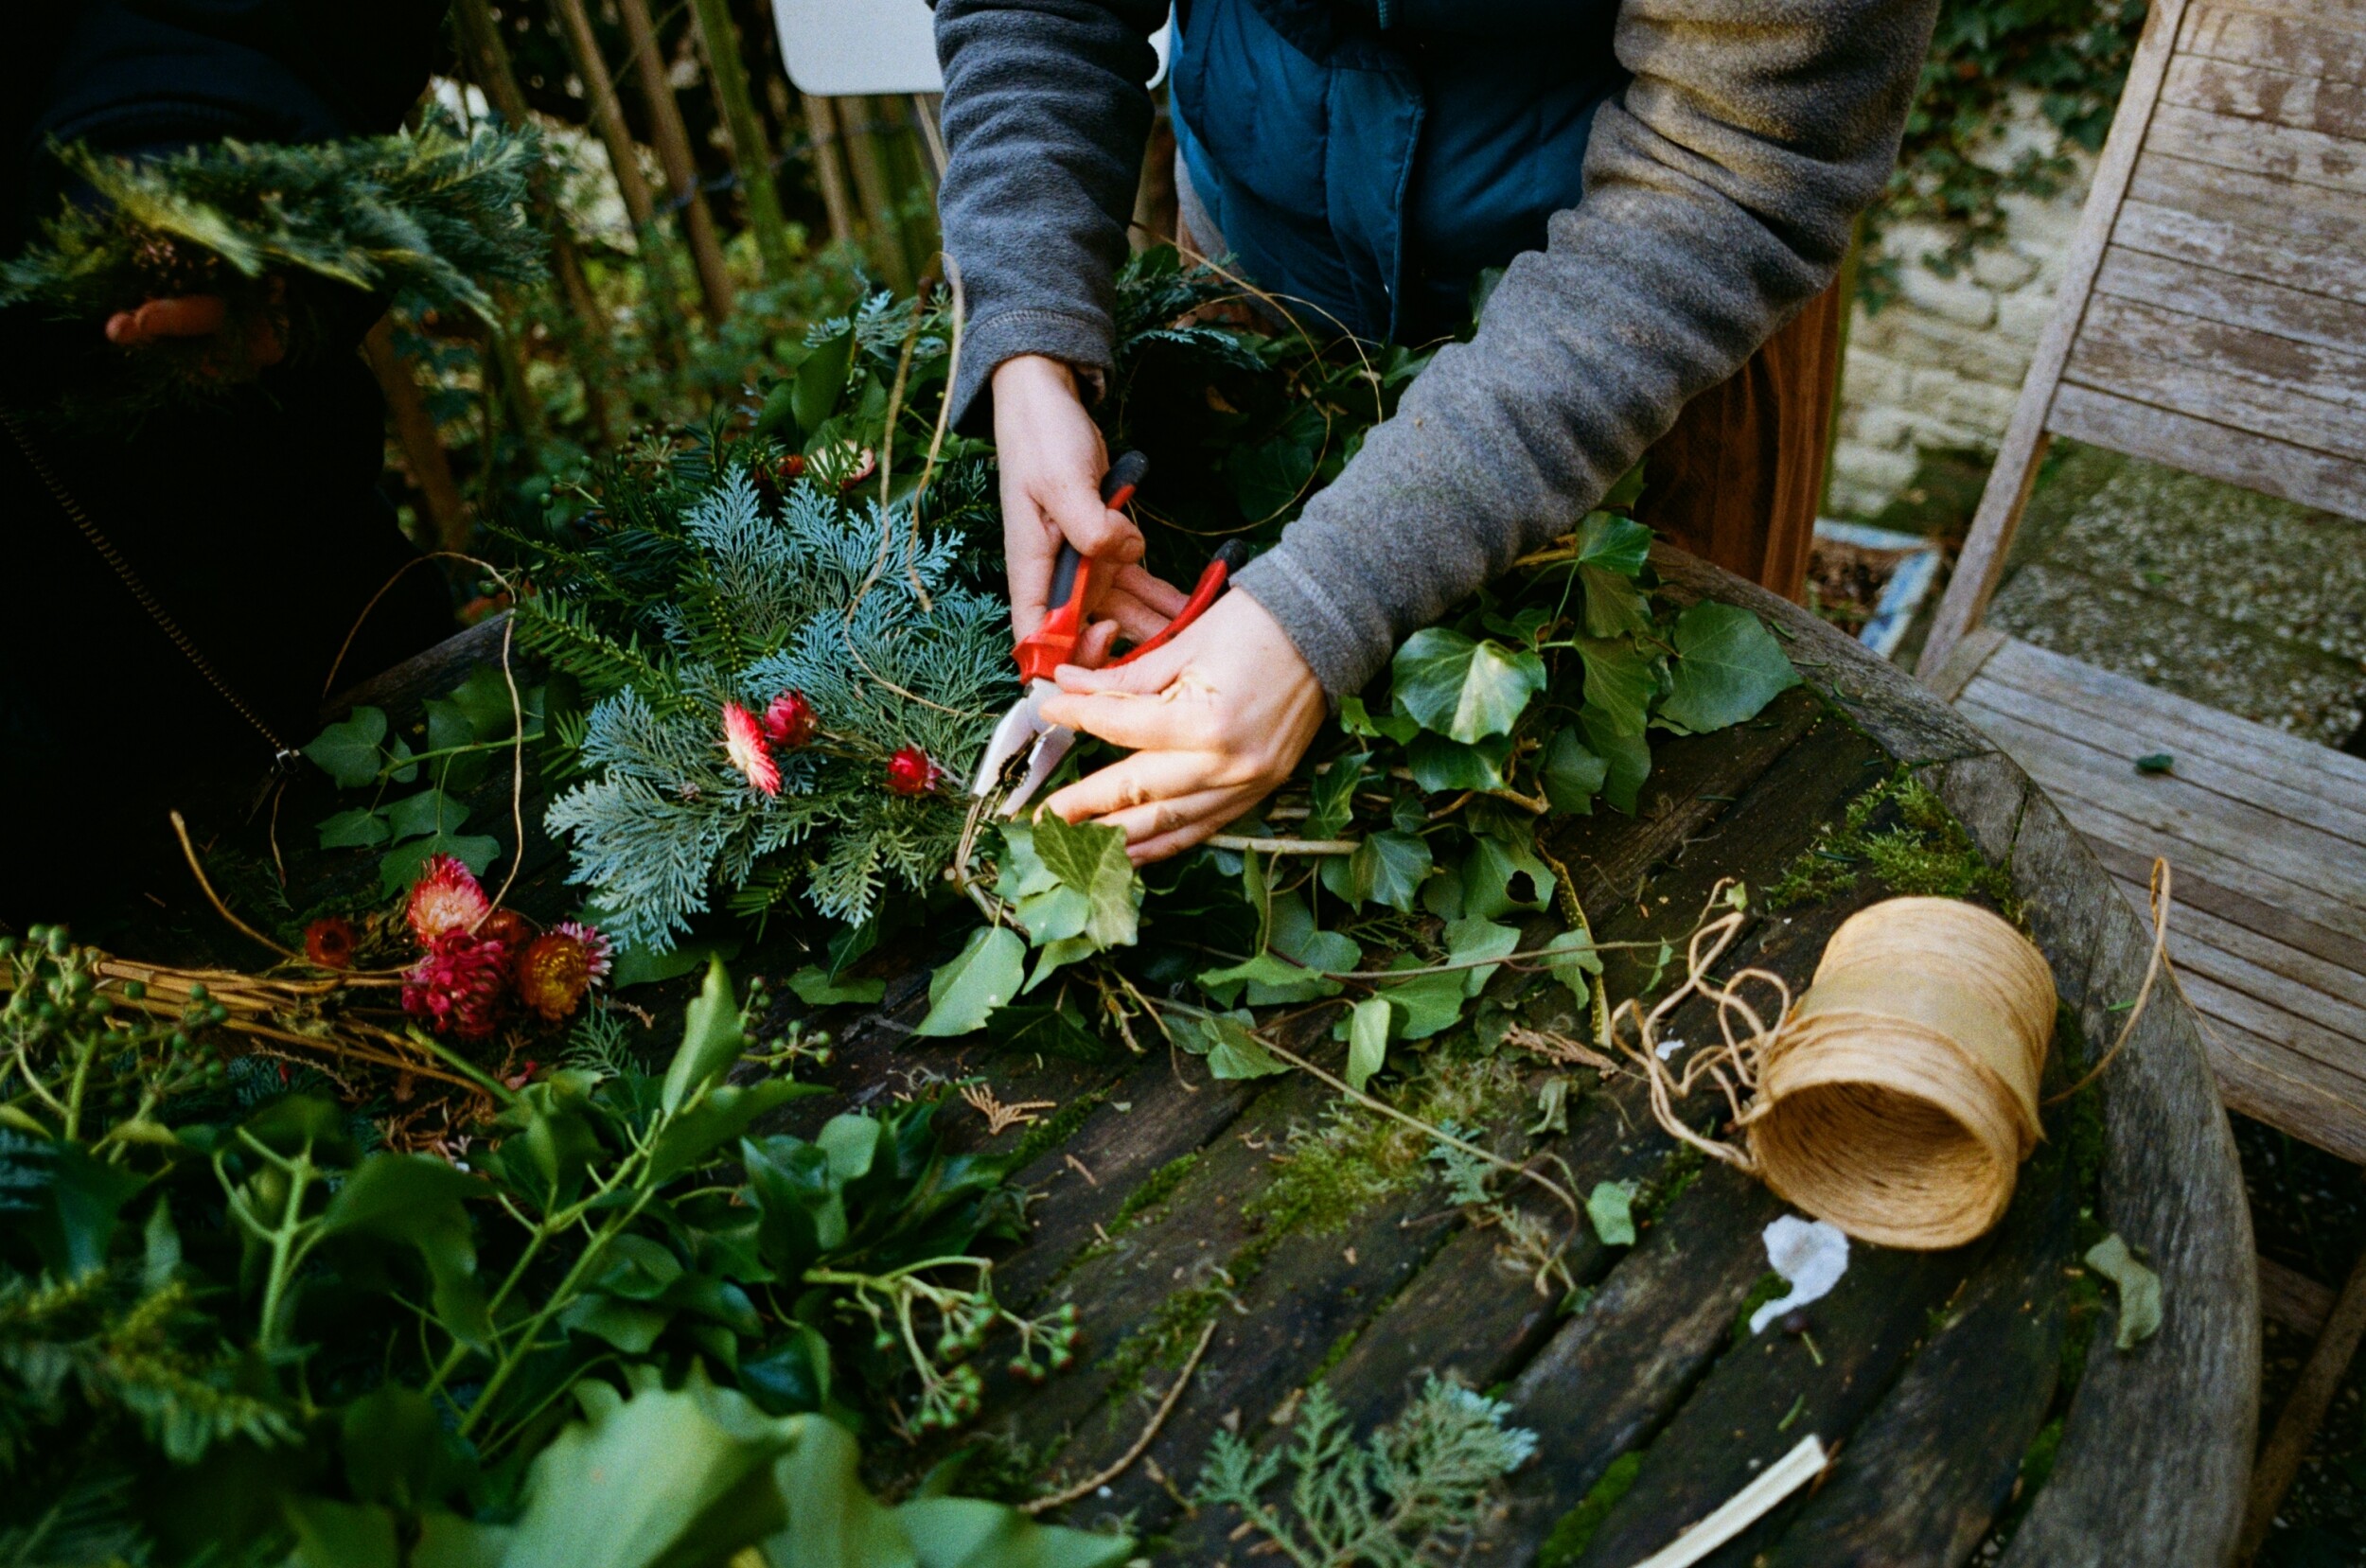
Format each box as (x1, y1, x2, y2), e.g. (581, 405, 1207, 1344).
(1660, 603, 1799, 732)
(1463, 837, 1555, 922)
(995, 821, 1062, 902)
(1575, 514, 1655, 639)
(1030, 814, 1142, 949)
(1305, 753, 1367, 841)
(1196, 951, 1340, 1007)
(1577, 638, 1655, 738)
(1582, 713, 1652, 816)
(1204, 1016, 1289, 1080)
(1025, 936, 1097, 994)
(1320, 829, 1431, 913)
(424, 696, 491, 794)
(378, 833, 500, 897)
(792, 324, 856, 438)
(913, 927, 1026, 1037)
(1445, 916, 1521, 997)
(1407, 732, 1511, 793)
(895, 1498, 1136, 1568)
(1015, 887, 1092, 946)
(443, 664, 525, 741)
(318, 808, 390, 851)
(662, 960, 746, 1113)
(1230, 421, 1321, 521)
(317, 1154, 491, 1346)
(786, 966, 885, 1007)
(385, 788, 468, 846)
(1339, 696, 1419, 744)
(1392, 628, 1546, 743)
(1380, 961, 1470, 1041)
(306, 705, 388, 789)
(1575, 510, 1652, 576)
(1540, 729, 1607, 815)
(1587, 1181, 1637, 1247)
(2085, 1233, 2163, 1351)
(1544, 928, 1602, 998)
(1345, 997, 1393, 1094)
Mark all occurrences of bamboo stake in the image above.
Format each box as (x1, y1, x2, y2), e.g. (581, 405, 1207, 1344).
(363, 317, 470, 553)
(800, 93, 860, 251)
(614, 0, 735, 324)
(449, 0, 613, 443)
(684, 0, 796, 279)
(549, 0, 686, 357)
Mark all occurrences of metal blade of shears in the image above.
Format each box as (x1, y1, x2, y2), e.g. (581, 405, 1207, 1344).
(970, 678, 1076, 818)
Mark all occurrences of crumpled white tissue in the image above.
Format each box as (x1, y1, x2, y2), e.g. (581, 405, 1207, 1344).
(1749, 1215, 1851, 1335)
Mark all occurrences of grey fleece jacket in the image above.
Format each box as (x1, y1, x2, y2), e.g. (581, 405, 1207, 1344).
(933, 0, 1938, 698)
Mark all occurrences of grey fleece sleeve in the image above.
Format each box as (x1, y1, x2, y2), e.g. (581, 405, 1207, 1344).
(933, 0, 1166, 425)
(1235, 0, 1939, 697)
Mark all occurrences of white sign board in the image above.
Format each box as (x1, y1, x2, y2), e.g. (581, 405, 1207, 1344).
(775, 0, 1169, 97)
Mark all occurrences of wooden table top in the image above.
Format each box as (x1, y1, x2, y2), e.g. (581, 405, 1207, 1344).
(155, 548, 2261, 1567)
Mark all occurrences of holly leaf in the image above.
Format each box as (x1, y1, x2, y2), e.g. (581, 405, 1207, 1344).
(1407, 732, 1511, 793)
(306, 705, 388, 789)
(1577, 638, 1656, 738)
(1660, 603, 1799, 732)
(1540, 729, 1607, 815)
(913, 927, 1026, 1037)
(384, 788, 468, 846)
(1030, 813, 1142, 949)
(786, 966, 885, 1007)
(1392, 628, 1546, 743)
(1345, 997, 1393, 1094)
(1587, 1180, 1637, 1246)
(2085, 1233, 2163, 1351)
(318, 808, 390, 850)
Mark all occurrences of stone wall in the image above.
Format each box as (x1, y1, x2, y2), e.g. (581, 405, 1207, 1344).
(1826, 93, 2099, 519)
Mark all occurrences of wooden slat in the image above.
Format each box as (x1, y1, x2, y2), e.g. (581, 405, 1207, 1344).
(2073, 292, 2366, 419)
(2259, 1253, 2338, 1337)
(1960, 700, 2366, 919)
(2092, 836, 2366, 989)
(2095, 246, 2366, 358)
(2164, 54, 2366, 141)
(2181, 967, 2366, 1102)
(2064, 320, 2366, 464)
(2047, 382, 2366, 521)
(2211, 1017, 2366, 1164)
(2149, 103, 2366, 198)
(1961, 663, 2366, 849)
(1915, 0, 2197, 676)
(1977, 638, 2366, 808)
(2122, 152, 2366, 305)
(2157, 905, 2366, 1062)
(2115, 876, 2366, 1026)
(2200, 0, 2366, 26)
(2178, 5, 2366, 89)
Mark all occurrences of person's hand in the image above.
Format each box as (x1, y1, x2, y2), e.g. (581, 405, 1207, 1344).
(104, 293, 285, 368)
(991, 354, 1187, 654)
(1037, 590, 1327, 864)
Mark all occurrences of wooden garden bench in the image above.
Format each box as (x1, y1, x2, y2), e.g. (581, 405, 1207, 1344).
(1913, 0, 2366, 1548)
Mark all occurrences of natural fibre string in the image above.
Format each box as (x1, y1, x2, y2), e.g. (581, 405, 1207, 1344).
(1615, 862, 2176, 1251)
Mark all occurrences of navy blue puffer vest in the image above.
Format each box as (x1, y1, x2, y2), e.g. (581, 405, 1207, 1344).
(1171, 0, 1627, 344)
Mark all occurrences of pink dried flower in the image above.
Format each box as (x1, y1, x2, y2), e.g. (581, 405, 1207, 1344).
(401, 930, 509, 1042)
(762, 690, 818, 750)
(556, 920, 612, 983)
(408, 854, 490, 944)
(722, 700, 781, 797)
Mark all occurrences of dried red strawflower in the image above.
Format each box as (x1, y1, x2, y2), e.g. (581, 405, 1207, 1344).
(304, 916, 356, 970)
(515, 931, 596, 1022)
(762, 690, 818, 750)
(722, 700, 782, 797)
(480, 907, 533, 949)
(408, 854, 490, 944)
(778, 452, 805, 481)
(884, 746, 937, 798)
(401, 930, 509, 1041)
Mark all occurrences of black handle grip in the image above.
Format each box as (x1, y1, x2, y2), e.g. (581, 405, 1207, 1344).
(1048, 541, 1085, 610)
(1210, 538, 1253, 575)
(1101, 449, 1149, 506)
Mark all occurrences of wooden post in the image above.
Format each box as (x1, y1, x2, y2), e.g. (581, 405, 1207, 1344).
(800, 93, 860, 252)
(614, 0, 734, 326)
(839, 97, 913, 291)
(684, 0, 796, 279)
(363, 317, 470, 553)
(449, 0, 612, 443)
(550, 0, 685, 358)
(2241, 1248, 2366, 1560)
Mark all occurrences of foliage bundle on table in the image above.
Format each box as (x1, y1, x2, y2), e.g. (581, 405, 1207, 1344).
(505, 250, 1800, 1072)
(0, 120, 544, 422)
(0, 929, 1126, 1567)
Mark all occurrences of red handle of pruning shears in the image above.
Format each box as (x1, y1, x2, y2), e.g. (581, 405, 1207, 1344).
(1014, 449, 1151, 683)
(1110, 537, 1251, 667)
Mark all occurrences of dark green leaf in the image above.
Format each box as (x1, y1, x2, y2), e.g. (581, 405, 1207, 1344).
(1660, 603, 1798, 732)
(1581, 713, 1652, 815)
(1463, 837, 1554, 922)
(1338, 696, 1419, 744)
(379, 833, 500, 897)
(1540, 729, 1607, 815)
(1445, 916, 1521, 997)
(1345, 997, 1392, 1094)
(786, 965, 885, 1006)
(305, 706, 387, 789)
(317, 808, 390, 850)
(1320, 828, 1431, 913)
(1407, 732, 1511, 793)
(662, 960, 746, 1113)
(1305, 753, 1367, 841)
(1029, 813, 1141, 948)
(650, 1078, 827, 1183)
(2134, 753, 2173, 775)
(1393, 628, 1546, 743)
(385, 788, 468, 845)
(793, 326, 857, 440)
(1379, 965, 1468, 1041)
(561, 1294, 673, 1353)
(319, 1154, 490, 1345)
(1576, 638, 1655, 737)
(913, 927, 1026, 1037)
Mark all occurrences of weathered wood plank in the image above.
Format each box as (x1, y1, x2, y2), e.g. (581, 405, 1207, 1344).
(1955, 699, 2366, 912)
(2147, 102, 2366, 198)
(1976, 637, 2366, 807)
(2176, 967, 2366, 1094)
(1992, 790, 2257, 1568)
(2110, 874, 2366, 1021)
(2198, 0, 2366, 26)
(2088, 835, 2366, 986)
(2073, 291, 2366, 421)
(1754, 1148, 2076, 1568)
(1961, 665, 2366, 848)
(2259, 1253, 2337, 1337)
(2047, 382, 2366, 522)
(2120, 152, 2366, 306)
(2063, 323, 2366, 466)
(1916, 0, 2197, 673)
(2094, 245, 2366, 360)
(2178, 5, 2366, 89)
(2204, 1010, 2366, 1165)
(2163, 52, 2366, 142)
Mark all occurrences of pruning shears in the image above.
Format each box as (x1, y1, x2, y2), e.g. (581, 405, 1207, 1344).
(971, 449, 1251, 818)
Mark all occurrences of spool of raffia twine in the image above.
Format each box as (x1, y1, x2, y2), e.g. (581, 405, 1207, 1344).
(1616, 863, 2173, 1252)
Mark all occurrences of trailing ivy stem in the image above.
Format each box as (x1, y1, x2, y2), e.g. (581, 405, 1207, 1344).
(60, 1028, 99, 1142)
(455, 1188, 656, 1437)
(254, 1140, 318, 1357)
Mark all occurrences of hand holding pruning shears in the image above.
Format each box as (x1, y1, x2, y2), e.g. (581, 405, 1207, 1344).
(980, 356, 1329, 863)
